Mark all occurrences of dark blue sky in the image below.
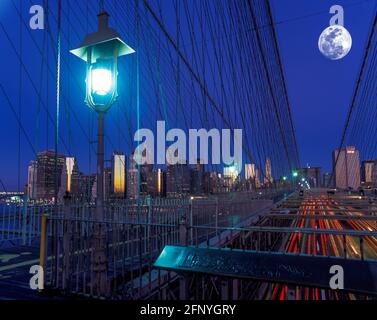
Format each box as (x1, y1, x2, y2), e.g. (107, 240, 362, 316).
(271, 0, 375, 170)
(0, 0, 376, 191)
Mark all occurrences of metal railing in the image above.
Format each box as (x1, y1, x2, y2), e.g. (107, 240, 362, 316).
(0, 202, 57, 246)
(40, 196, 273, 298)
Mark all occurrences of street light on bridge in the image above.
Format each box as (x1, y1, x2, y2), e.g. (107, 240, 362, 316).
(71, 12, 135, 112)
(70, 11, 135, 296)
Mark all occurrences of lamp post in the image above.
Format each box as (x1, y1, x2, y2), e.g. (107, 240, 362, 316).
(70, 11, 134, 296)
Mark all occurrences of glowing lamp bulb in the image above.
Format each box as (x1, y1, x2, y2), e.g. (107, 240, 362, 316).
(92, 68, 112, 96)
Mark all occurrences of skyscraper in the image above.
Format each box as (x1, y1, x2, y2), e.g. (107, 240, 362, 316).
(140, 164, 153, 196)
(323, 172, 333, 188)
(223, 164, 239, 192)
(245, 163, 256, 180)
(144, 169, 162, 197)
(166, 163, 191, 198)
(35, 151, 66, 201)
(245, 163, 258, 190)
(361, 160, 377, 187)
(333, 146, 361, 190)
(58, 157, 80, 200)
(264, 158, 273, 185)
(80, 174, 96, 202)
(191, 159, 204, 195)
(126, 153, 139, 199)
(127, 169, 139, 199)
(27, 160, 38, 200)
(90, 167, 112, 202)
(255, 168, 261, 188)
(112, 152, 126, 197)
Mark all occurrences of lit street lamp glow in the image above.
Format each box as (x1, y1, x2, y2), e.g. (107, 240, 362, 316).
(91, 68, 113, 96)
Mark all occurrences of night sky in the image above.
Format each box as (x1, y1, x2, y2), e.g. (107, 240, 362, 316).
(0, 0, 376, 191)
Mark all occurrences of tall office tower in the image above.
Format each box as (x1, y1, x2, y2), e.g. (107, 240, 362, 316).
(245, 163, 257, 190)
(127, 152, 138, 170)
(323, 172, 334, 188)
(58, 157, 81, 200)
(333, 146, 361, 190)
(112, 152, 126, 197)
(223, 164, 239, 192)
(166, 163, 191, 198)
(299, 166, 321, 188)
(90, 167, 112, 202)
(104, 167, 112, 201)
(264, 158, 273, 185)
(35, 151, 66, 201)
(255, 168, 261, 188)
(27, 160, 38, 200)
(140, 164, 153, 196)
(245, 163, 256, 180)
(126, 152, 139, 200)
(127, 169, 139, 199)
(361, 160, 377, 187)
(80, 174, 96, 202)
(191, 159, 204, 195)
(144, 169, 162, 197)
(203, 172, 221, 194)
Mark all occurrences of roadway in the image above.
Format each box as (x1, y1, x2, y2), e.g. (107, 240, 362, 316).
(265, 191, 377, 300)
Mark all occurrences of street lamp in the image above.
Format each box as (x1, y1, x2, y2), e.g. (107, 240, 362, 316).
(71, 12, 135, 112)
(70, 11, 135, 296)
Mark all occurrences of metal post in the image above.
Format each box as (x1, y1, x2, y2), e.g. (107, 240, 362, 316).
(39, 213, 48, 291)
(189, 198, 193, 245)
(62, 192, 72, 290)
(179, 212, 188, 299)
(221, 280, 229, 300)
(93, 111, 108, 296)
(215, 197, 219, 239)
(96, 112, 105, 218)
(22, 192, 27, 245)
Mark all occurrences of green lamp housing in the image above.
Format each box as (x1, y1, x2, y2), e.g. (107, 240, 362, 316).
(70, 12, 135, 113)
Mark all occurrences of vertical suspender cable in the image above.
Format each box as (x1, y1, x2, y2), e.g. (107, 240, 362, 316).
(18, 0, 22, 192)
(52, 0, 62, 286)
(136, 0, 141, 199)
(54, 0, 62, 204)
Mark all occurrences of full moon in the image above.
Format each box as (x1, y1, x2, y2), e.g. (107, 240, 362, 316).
(318, 25, 352, 60)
